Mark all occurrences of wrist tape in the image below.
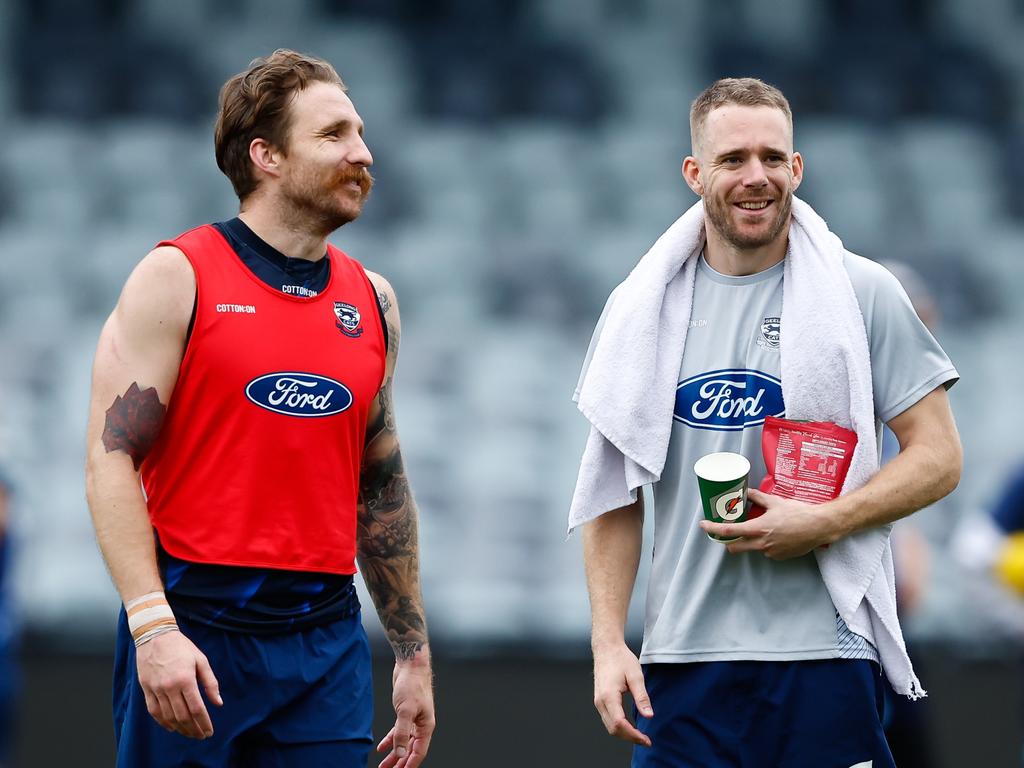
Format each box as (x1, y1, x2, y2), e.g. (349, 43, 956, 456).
(126, 591, 179, 648)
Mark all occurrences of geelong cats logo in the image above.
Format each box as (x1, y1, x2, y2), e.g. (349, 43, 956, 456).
(333, 302, 364, 337)
(759, 316, 781, 348)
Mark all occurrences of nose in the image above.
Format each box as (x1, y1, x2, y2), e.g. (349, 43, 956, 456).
(742, 157, 768, 187)
(347, 135, 373, 168)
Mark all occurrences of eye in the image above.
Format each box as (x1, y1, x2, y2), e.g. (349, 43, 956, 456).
(723, 157, 742, 166)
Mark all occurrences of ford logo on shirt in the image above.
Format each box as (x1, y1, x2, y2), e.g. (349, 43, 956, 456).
(674, 369, 784, 431)
(245, 372, 353, 418)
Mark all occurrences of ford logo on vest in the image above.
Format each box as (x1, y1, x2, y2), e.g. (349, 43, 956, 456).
(674, 368, 784, 431)
(245, 372, 353, 418)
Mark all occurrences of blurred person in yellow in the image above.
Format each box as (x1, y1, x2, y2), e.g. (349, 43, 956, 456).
(996, 528, 1024, 593)
(85, 49, 433, 768)
(570, 77, 962, 768)
(974, 467, 1024, 594)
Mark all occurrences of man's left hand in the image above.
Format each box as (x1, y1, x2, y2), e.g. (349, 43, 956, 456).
(376, 655, 435, 768)
(699, 488, 840, 560)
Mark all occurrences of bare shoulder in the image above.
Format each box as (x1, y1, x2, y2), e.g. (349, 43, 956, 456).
(363, 270, 401, 372)
(91, 245, 194, 419)
(364, 269, 399, 318)
(117, 245, 195, 330)
(364, 269, 401, 352)
(128, 245, 195, 298)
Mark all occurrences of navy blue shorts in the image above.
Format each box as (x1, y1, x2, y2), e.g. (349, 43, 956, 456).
(113, 609, 373, 768)
(632, 659, 896, 768)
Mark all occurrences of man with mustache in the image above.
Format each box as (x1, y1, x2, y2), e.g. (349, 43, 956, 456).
(85, 50, 434, 768)
(576, 78, 961, 767)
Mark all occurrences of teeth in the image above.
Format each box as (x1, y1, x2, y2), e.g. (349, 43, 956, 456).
(738, 201, 769, 210)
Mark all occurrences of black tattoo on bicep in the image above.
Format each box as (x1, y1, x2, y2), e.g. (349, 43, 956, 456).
(101, 382, 166, 471)
(377, 290, 392, 315)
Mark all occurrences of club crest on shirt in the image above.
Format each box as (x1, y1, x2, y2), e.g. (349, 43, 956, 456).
(758, 316, 781, 349)
(333, 302, 364, 338)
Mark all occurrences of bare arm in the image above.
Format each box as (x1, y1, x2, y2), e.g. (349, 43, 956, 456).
(85, 246, 221, 739)
(360, 272, 434, 768)
(583, 496, 653, 747)
(825, 385, 961, 535)
(702, 386, 962, 559)
(85, 245, 193, 603)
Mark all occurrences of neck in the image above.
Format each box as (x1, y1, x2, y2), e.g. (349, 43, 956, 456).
(702, 218, 789, 276)
(237, 200, 329, 263)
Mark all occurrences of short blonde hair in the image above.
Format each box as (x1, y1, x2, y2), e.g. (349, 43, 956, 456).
(689, 77, 792, 155)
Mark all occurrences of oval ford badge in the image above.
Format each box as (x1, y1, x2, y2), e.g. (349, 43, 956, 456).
(245, 372, 353, 418)
(674, 368, 784, 431)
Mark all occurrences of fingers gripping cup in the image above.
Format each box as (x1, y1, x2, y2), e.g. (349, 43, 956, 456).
(693, 452, 751, 543)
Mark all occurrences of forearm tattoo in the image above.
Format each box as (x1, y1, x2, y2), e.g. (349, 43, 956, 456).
(101, 382, 166, 470)
(358, 373, 428, 661)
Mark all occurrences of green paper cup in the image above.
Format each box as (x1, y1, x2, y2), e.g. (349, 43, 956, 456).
(694, 452, 751, 543)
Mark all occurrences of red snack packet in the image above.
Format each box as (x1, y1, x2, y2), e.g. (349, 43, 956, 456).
(749, 417, 858, 521)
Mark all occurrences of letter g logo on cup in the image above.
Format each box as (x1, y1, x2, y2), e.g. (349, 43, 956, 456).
(245, 372, 353, 417)
(714, 490, 746, 521)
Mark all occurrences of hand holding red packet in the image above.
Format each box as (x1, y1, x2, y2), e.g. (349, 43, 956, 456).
(749, 417, 859, 522)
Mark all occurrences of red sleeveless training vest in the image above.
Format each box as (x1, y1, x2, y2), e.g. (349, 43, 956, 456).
(140, 225, 386, 574)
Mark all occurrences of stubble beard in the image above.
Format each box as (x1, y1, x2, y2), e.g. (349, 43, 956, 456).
(705, 187, 793, 250)
(281, 167, 374, 237)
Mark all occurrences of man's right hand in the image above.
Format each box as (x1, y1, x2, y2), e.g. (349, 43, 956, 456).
(135, 630, 223, 739)
(592, 642, 654, 747)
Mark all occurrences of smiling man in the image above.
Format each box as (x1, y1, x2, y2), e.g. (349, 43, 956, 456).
(85, 50, 434, 768)
(574, 78, 961, 767)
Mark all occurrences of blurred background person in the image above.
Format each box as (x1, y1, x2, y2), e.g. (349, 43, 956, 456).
(876, 260, 943, 768)
(0, 469, 18, 768)
(0, 1, 1022, 766)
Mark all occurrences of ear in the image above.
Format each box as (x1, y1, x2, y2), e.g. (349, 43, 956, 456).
(682, 156, 703, 196)
(791, 151, 804, 191)
(249, 138, 282, 180)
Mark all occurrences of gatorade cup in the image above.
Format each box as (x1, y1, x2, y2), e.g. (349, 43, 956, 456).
(694, 452, 751, 543)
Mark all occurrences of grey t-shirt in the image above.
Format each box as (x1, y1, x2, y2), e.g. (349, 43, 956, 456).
(579, 252, 958, 664)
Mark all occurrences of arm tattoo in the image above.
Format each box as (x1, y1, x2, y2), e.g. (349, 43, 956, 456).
(101, 382, 166, 470)
(358, 375, 428, 661)
(377, 290, 392, 315)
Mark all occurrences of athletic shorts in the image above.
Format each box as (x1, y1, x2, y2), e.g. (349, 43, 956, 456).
(632, 659, 896, 768)
(113, 608, 373, 768)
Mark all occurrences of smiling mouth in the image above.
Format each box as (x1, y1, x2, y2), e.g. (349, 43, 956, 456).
(734, 200, 772, 211)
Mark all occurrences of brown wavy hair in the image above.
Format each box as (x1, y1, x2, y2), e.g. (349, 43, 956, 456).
(215, 49, 346, 201)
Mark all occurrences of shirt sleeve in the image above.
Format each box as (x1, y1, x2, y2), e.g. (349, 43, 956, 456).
(844, 254, 959, 424)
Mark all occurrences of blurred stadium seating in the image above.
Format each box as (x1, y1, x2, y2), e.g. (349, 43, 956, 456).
(0, 0, 1022, 656)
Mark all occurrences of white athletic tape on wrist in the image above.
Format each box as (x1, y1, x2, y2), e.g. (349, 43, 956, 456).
(126, 591, 178, 647)
(125, 591, 166, 611)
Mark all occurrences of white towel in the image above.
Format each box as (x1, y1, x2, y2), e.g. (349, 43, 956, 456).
(569, 196, 924, 699)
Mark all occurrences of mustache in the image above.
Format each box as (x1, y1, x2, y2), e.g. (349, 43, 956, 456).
(336, 166, 374, 196)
